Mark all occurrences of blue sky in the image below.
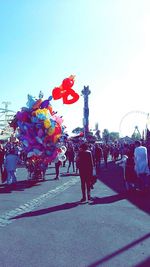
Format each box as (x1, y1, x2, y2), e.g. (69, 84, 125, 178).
(0, 0, 150, 136)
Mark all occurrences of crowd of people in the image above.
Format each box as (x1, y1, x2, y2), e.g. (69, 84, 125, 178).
(116, 140, 150, 192)
(0, 135, 150, 202)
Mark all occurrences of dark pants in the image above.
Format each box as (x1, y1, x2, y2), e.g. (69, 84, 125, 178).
(104, 156, 108, 168)
(0, 163, 3, 176)
(80, 175, 91, 199)
(67, 160, 75, 172)
(55, 161, 61, 178)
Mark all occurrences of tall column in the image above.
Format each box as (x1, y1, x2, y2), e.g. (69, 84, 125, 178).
(81, 86, 91, 140)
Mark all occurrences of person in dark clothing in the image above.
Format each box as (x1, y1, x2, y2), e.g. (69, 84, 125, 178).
(77, 142, 94, 203)
(102, 145, 109, 168)
(66, 144, 75, 173)
(116, 144, 138, 191)
(94, 143, 103, 167)
(0, 144, 5, 179)
(4, 148, 19, 185)
(125, 144, 138, 190)
(54, 158, 61, 180)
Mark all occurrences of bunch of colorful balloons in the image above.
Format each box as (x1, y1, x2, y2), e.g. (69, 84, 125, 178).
(10, 75, 79, 164)
(11, 92, 64, 164)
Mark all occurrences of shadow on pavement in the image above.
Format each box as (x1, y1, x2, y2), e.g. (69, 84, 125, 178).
(45, 172, 56, 176)
(0, 180, 41, 194)
(45, 172, 78, 177)
(98, 162, 150, 214)
(10, 201, 80, 220)
(61, 173, 79, 177)
(87, 233, 150, 267)
(90, 193, 125, 205)
(134, 256, 150, 267)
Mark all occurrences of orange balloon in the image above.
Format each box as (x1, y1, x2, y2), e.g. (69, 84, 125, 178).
(47, 105, 53, 115)
(53, 134, 61, 143)
(32, 99, 42, 110)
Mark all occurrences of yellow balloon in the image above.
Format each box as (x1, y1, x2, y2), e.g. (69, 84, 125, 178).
(48, 127, 55, 135)
(44, 119, 50, 128)
(35, 109, 41, 116)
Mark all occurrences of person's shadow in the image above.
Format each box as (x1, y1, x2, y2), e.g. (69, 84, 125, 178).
(0, 180, 41, 194)
(89, 193, 125, 205)
(10, 201, 80, 220)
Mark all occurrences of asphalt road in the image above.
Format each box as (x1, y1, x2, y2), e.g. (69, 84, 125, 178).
(0, 161, 150, 267)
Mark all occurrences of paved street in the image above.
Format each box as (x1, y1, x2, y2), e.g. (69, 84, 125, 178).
(0, 161, 150, 267)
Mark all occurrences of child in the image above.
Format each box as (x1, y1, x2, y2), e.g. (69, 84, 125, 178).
(116, 147, 137, 191)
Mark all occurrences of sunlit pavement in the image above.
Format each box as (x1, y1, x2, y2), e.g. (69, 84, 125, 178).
(0, 162, 150, 267)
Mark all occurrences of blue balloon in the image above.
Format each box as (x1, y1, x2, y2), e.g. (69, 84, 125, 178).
(33, 148, 42, 155)
(22, 139, 29, 147)
(26, 94, 36, 109)
(37, 113, 46, 120)
(31, 116, 39, 123)
(40, 100, 50, 109)
(36, 136, 43, 144)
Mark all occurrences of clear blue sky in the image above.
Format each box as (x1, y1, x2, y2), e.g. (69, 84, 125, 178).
(0, 0, 150, 136)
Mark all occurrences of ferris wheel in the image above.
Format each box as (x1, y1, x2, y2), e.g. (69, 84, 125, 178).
(119, 110, 149, 137)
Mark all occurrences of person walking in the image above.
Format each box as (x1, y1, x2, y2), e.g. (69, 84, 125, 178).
(54, 157, 62, 180)
(102, 144, 109, 169)
(4, 147, 19, 185)
(74, 146, 79, 174)
(77, 142, 94, 203)
(0, 144, 5, 180)
(66, 143, 75, 173)
(94, 143, 103, 167)
(116, 144, 137, 191)
(125, 144, 138, 191)
(134, 140, 150, 190)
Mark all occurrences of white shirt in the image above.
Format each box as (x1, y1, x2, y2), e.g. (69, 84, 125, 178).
(134, 146, 149, 174)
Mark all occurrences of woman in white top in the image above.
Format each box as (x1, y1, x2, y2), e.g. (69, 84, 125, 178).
(134, 140, 150, 189)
